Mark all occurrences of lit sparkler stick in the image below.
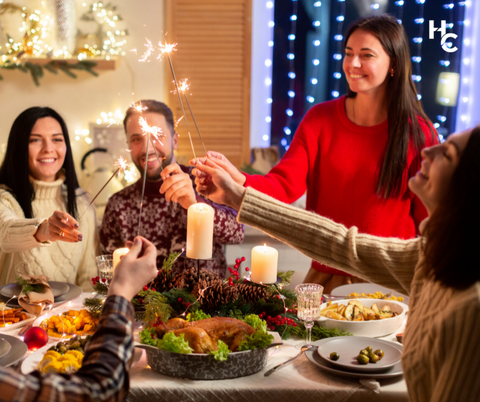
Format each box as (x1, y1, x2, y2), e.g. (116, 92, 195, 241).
(159, 41, 197, 159)
(178, 79, 208, 155)
(138, 133, 151, 236)
(80, 157, 129, 220)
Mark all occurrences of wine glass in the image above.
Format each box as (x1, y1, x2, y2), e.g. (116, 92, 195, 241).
(96, 255, 114, 282)
(295, 283, 324, 346)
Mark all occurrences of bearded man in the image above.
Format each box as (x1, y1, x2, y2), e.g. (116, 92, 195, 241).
(100, 100, 244, 278)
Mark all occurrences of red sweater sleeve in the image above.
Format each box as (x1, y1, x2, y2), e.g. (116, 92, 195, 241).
(244, 125, 310, 203)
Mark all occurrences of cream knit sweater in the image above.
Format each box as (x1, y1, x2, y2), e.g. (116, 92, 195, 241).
(0, 175, 97, 291)
(239, 188, 480, 402)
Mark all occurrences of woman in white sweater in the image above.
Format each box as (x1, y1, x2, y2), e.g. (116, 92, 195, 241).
(193, 126, 480, 402)
(0, 107, 97, 291)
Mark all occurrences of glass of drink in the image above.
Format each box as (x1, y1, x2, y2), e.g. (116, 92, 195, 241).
(295, 283, 324, 346)
(96, 255, 114, 282)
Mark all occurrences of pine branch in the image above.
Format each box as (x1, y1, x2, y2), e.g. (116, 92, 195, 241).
(161, 251, 181, 275)
(83, 297, 103, 317)
(16, 277, 46, 294)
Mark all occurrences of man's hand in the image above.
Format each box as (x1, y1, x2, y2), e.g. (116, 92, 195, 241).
(190, 151, 246, 186)
(193, 159, 246, 210)
(159, 163, 197, 209)
(107, 236, 158, 301)
(34, 211, 82, 243)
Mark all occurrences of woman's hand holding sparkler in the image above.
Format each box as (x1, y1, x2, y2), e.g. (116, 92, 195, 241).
(159, 163, 197, 209)
(191, 151, 246, 187)
(193, 159, 246, 211)
(34, 210, 83, 243)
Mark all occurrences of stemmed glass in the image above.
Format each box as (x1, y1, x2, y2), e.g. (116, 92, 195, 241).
(96, 255, 114, 282)
(295, 283, 324, 346)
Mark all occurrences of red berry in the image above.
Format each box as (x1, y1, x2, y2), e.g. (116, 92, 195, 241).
(293, 323, 297, 327)
(143, 286, 148, 291)
(178, 298, 182, 302)
(234, 264, 239, 269)
(245, 267, 250, 271)
(241, 256, 246, 261)
(152, 288, 156, 292)
(235, 258, 241, 264)
(186, 302, 191, 307)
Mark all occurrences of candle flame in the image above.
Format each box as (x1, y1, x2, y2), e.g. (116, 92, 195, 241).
(114, 156, 129, 171)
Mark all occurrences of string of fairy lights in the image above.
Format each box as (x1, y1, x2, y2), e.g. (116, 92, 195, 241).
(330, 0, 346, 101)
(305, 1, 323, 107)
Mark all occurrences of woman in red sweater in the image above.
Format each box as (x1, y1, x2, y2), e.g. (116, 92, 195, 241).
(193, 15, 436, 293)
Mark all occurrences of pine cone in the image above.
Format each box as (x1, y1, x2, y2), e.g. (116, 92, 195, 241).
(151, 269, 177, 292)
(237, 283, 269, 303)
(181, 267, 220, 291)
(199, 280, 239, 311)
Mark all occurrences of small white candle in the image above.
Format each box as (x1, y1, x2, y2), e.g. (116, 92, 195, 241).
(113, 247, 129, 270)
(187, 203, 214, 259)
(251, 244, 278, 284)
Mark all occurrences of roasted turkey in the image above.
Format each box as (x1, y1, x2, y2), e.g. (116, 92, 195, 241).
(154, 317, 256, 353)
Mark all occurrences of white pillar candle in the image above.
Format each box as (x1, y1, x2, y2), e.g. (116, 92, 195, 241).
(113, 247, 129, 270)
(186, 203, 214, 259)
(251, 244, 278, 284)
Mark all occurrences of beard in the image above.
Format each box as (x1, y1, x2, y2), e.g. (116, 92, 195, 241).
(135, 146, 174, 181)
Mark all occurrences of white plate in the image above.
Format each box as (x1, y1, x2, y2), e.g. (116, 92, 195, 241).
(0, 338, 12, 360)
(0, 334, 28, 367)
(0, 281, 70, 299)
(316, 336, 401, 372)
(1, 283, 82, 308)
(318, 298, 407, 338)
(305, 338, 404, 379)
(330, 283, 409, 305)
(0, 313, 36, 332)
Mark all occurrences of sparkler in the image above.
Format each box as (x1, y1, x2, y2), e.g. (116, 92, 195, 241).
(178, 79, 207, 155)
(79, 157, 129, 220)
(159, 41, 197, 159)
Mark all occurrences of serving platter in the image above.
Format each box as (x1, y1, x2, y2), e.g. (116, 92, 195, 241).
(0, 281, 70, 299)
(316, 336, 401, 372)
(0, 312, 36, 332)
(305, 338, 404, 379)
(134, 332, 282, 380)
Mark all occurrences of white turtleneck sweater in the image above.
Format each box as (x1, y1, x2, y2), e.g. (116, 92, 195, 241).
(0, 175, 97, 291)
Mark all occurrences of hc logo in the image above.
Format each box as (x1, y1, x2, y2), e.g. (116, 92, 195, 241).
(429, 20, 458, 53)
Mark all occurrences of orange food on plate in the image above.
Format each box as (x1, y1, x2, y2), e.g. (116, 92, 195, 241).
(40, 309, 99, 338)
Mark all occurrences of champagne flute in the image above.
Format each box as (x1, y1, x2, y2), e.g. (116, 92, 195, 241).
(295, 283, 324, 346)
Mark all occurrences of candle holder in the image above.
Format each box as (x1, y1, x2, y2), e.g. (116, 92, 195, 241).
(179, 252, 217, 282)
(243, 274, 283, 286)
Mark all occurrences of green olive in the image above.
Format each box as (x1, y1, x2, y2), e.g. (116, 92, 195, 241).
(69, 341, 81, 349)
(330, 352, 340, 361)
(357, 354, 369, 365)
(368, 352, 380, 363)
(374, 349, 385, 359)
(366, 346, 373, 353)
(359, 349, 369, 356)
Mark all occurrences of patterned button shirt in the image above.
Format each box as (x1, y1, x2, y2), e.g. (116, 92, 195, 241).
(100, 165, 244, 278)
(0, 295, 134, 402)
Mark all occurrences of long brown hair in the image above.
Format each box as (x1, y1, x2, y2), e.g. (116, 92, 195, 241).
(423, 126, 480, 290)
(345, 14, 436, 199)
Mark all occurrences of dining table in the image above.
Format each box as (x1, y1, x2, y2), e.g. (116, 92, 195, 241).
(4, 292, 409, 402)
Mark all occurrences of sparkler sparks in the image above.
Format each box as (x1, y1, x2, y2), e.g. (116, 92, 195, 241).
(80, 157, 129, 219)
(139, 38, 155, 62)
(139, 116, 164, 143)
(130, 101, 148, 113)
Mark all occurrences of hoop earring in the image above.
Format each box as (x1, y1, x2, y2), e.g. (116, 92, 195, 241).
(390, 69, 394, 77)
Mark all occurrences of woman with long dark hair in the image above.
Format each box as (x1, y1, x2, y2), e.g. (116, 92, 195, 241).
(193, 126, 480, 402)
(0, 107, 97, 290)
(193, 14, 437, 293)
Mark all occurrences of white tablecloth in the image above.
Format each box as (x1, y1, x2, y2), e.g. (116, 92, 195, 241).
(7, 292, 409, 402)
